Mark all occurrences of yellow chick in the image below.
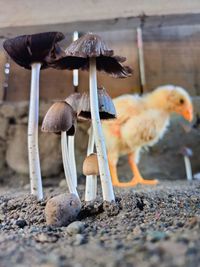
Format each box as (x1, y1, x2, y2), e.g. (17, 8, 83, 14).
(102, 85, 193, 187)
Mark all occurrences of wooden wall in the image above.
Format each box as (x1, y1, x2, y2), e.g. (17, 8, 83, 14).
(0, 24, 200, 102)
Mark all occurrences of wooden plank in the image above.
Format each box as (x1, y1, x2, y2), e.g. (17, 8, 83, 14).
(0, 0, 200, 29)
(0, 14, 200, 38)
(0, 52, 6, 101)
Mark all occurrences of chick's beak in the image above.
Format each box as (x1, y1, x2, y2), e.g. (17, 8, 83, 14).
(182, 105, 193, 122)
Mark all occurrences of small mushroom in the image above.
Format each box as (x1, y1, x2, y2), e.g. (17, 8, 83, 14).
(83, 152, 99, 201)
(3, 32, 65, 200)
(85, 126, 96, 201)
(83, 153, 99, 176)
(45, 193, 81, 227)
(180, 147, 193, 182)
(42, 101, 78, 198)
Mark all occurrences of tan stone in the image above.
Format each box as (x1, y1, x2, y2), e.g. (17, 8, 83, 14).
(0, 116, 8, 139)
(6, 124, 62, 176)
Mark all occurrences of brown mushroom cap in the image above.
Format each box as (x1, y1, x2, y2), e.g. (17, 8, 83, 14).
(41, 101, 75, 134)
(49, 32, 133, 78)
(3, 32, 65, 69)
(83, 153, 99, 176)
(77, 87, 116, 120)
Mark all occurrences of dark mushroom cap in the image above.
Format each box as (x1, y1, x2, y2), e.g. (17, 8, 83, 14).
(41, 101, 76, 134)
(3, 32, 65, 70)
(65, 92, 82, 114)
(49, 32, 133, 78)
(180, 147, 193, 157)
(77, 87, 116, 120)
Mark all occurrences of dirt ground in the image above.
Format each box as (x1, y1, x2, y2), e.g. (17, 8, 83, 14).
(0, 178, 200, 267)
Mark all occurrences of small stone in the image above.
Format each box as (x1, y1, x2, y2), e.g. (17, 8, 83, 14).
(59, 179, 67, 188)
(35, 233, 59, 243)
(176, 221, 184, 227)
(74, 234, 85, 246)
(15, 219, 27, 228)
(133, 225, 142, 235)
(45, 193, 81, 227)
(147, 231, 168, 242)
(66, 221, 85, 236)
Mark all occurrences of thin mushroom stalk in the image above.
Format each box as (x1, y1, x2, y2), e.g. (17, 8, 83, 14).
(85, 126, 97, 201)
(68, 135, 77, 188)
(66, 31, 79, 188)
(184, 156, 193, 182)
(61, 131, 79, 198)
(28, 63, 43, 200)
(89, 57, 115, 202)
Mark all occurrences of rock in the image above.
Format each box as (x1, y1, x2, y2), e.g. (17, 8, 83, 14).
(45, 193, 81, 227)
(59, 179, 67, 189)
(6, 125, 29, 174)
(0, 139, 6, 171)
(0, 116, 8, 139)
(66, 221, 85, 236)
(73, 234, 85, 246)
(15, 219, 27, 228)
(146, 231, 168, 242)
(6, 124, 62, 176)
(35, 233, 59, 243)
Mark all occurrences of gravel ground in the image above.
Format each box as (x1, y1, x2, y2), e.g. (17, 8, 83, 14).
(0, 180, 200, 267)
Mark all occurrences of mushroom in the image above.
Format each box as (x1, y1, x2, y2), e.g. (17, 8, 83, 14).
(49, 32, 132, 202)
(77, 87, 116, 120)
(83, 153, 99, 176)
(3, 32, 65, 200)
(41, 101, 79, 198)
(83, 152, 99, 201)
(180, 147, 193, 182)
(77, 87, 116, 201)
(65, 92, 82, 188)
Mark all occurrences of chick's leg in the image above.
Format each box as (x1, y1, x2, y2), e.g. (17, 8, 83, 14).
(128, 153, 158, 186)
(108, 154, 120, 186)
(107, 153, 138, 187)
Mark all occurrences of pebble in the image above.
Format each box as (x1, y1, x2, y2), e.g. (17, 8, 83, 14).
(74, 234, 85, 246)
(66, 221, 85, 236)
(146, 231, 168, 242)
(45, 193, 81, 227)
(15, 219, 27, 228)
(59, 179, 67, 189)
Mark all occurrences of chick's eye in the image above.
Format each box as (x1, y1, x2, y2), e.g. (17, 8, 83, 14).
(179, 98, 184, 104)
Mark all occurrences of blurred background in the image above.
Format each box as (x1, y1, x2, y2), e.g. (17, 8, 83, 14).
(0, 0, 199, 184)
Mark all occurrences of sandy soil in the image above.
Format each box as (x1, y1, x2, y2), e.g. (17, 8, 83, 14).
(0, 180, 200, 267)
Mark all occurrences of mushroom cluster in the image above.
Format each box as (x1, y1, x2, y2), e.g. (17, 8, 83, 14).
(3, 32, 132, 209)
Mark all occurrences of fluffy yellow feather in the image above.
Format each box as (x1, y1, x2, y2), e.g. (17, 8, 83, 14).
(102, 85, 193, 187)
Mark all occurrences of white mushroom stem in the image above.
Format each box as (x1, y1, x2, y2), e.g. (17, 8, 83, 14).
(73, 31, 79, 88)
(89, 57, 115, 202)
(85, 126, 97, 201)
(65, 31, 79, 188)
(61, 131, 79, 199)
(28, 63, 43, 200)
(68, 135, 77, 187)
(137, 27, 146, 93)
(183, 156, 193, 182)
